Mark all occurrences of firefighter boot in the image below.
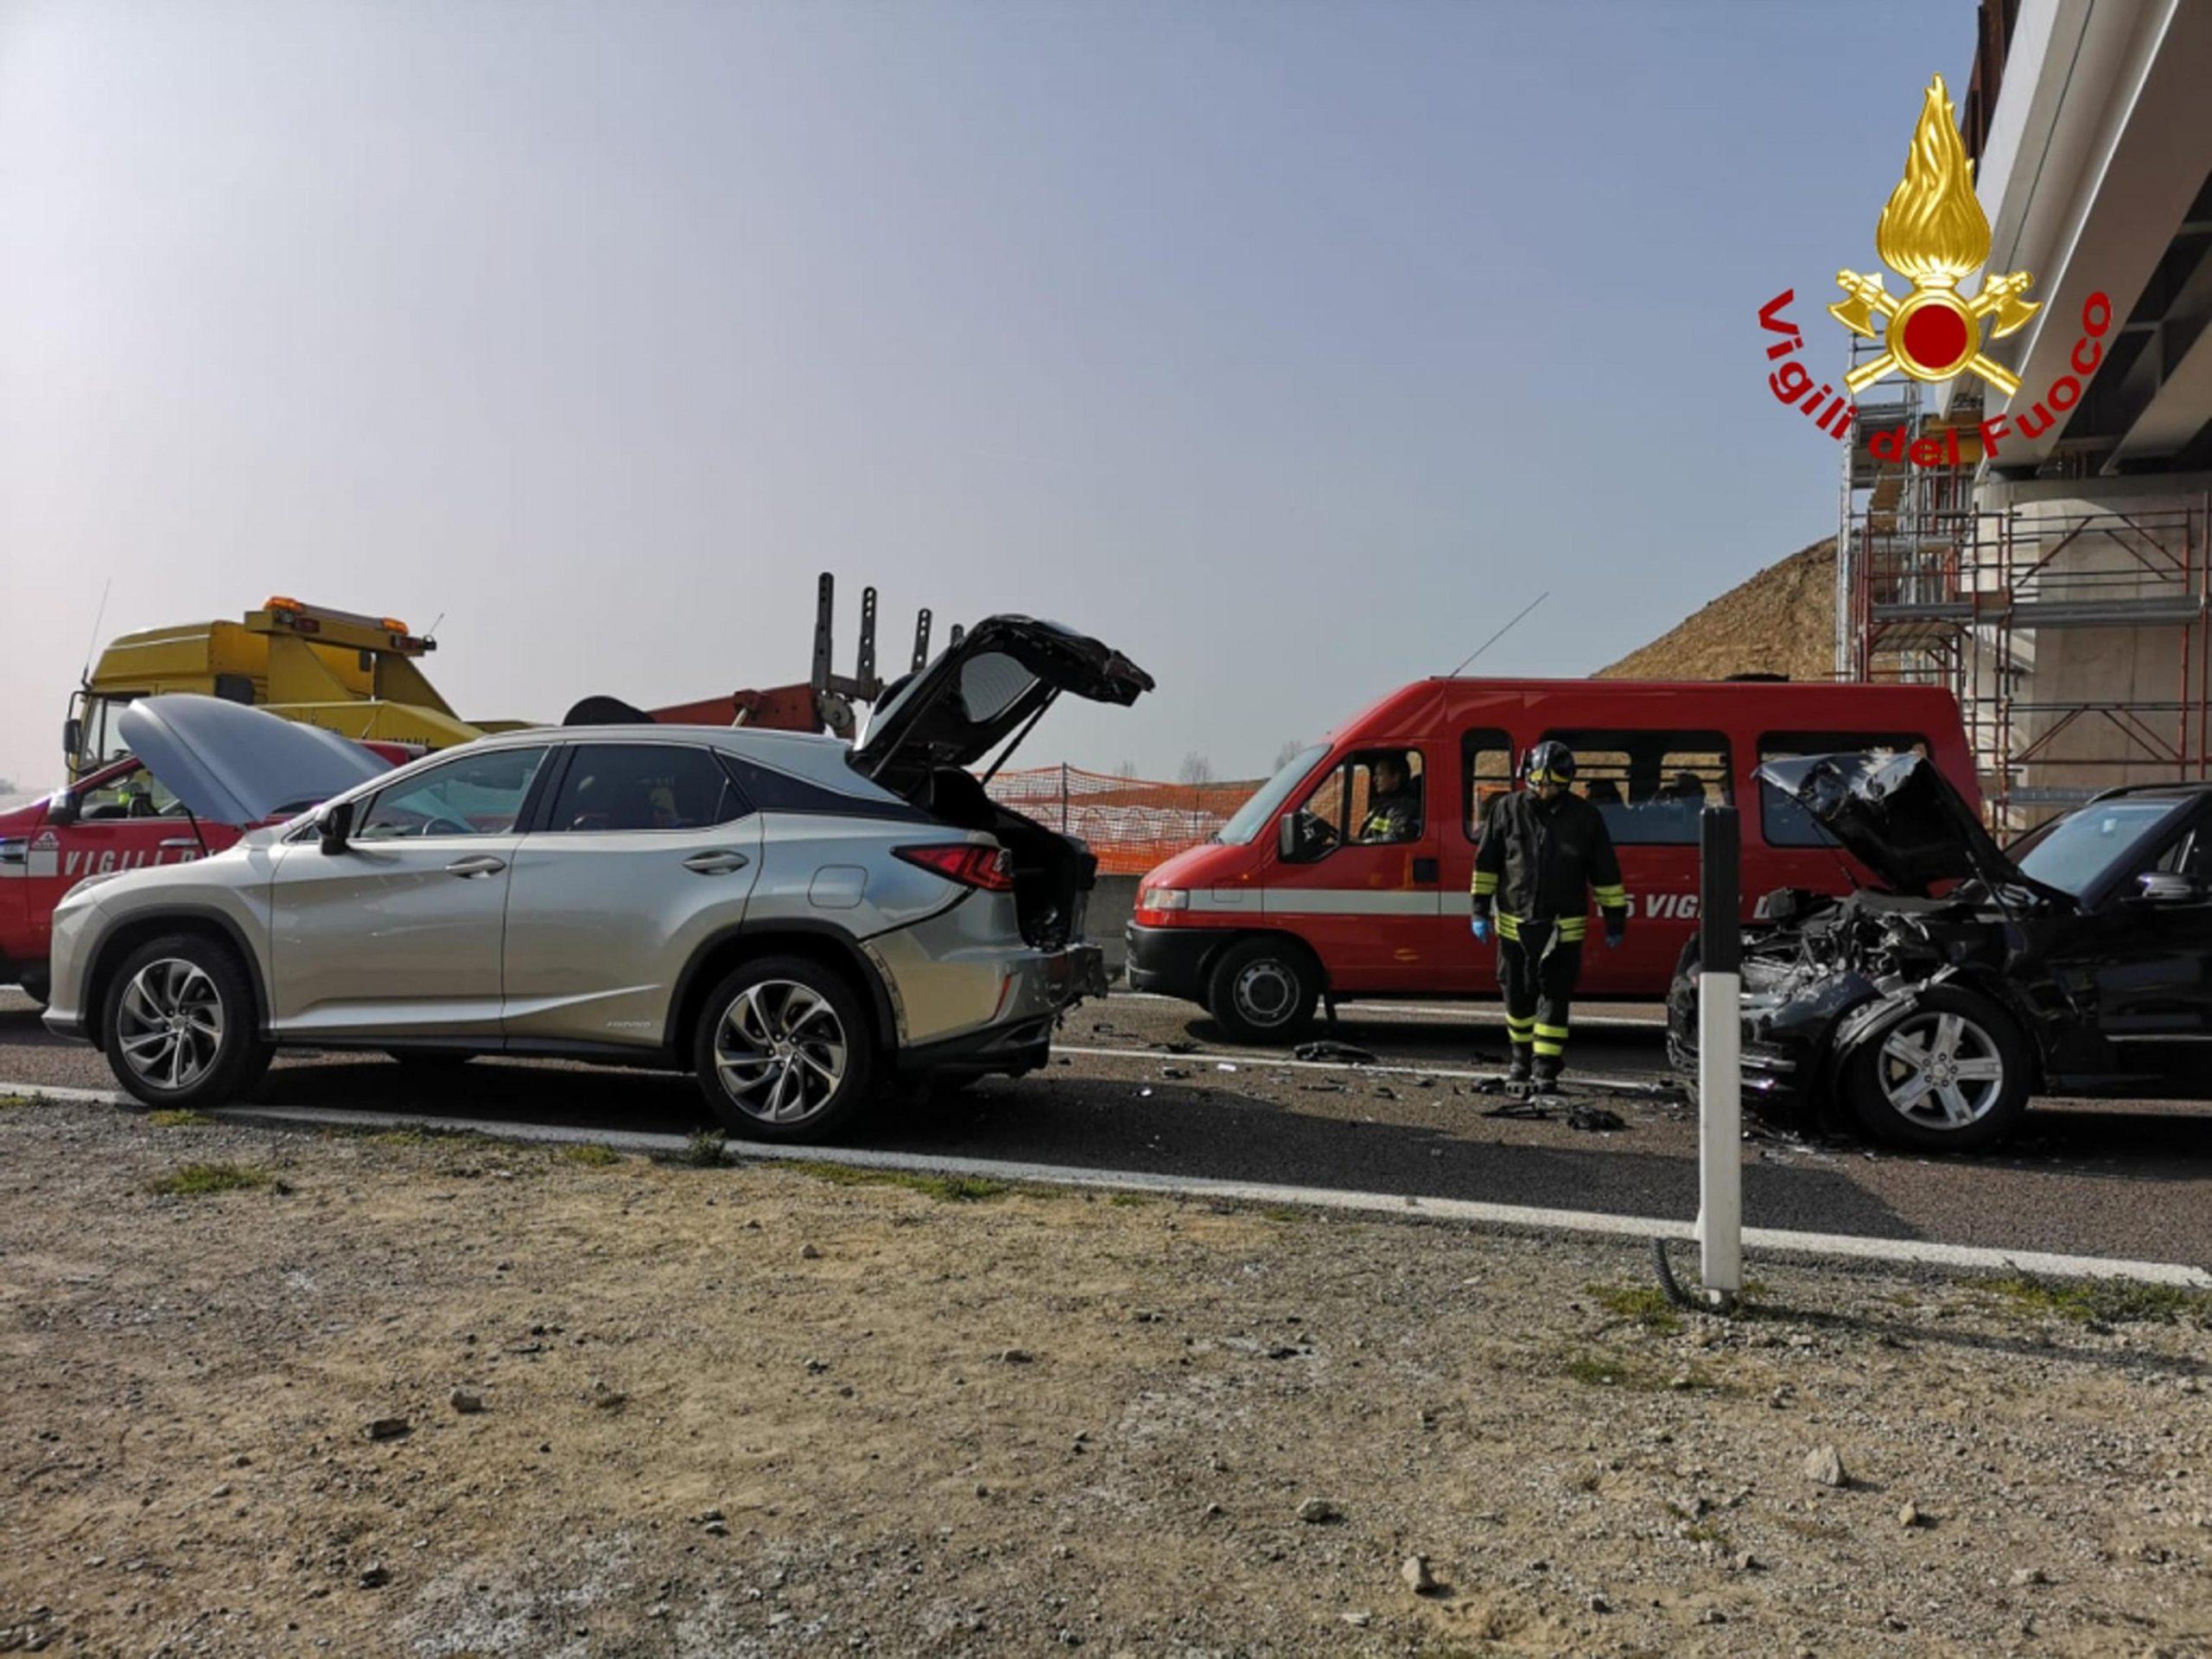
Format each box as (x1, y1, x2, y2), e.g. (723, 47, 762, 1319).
(1506, 1048, 1533, 1087)
(1529, 1052, 1564, 1093)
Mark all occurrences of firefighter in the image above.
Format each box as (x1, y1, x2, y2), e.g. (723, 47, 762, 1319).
(1467, 741, 1629, 1090)
(1357, 752, 1422, 842)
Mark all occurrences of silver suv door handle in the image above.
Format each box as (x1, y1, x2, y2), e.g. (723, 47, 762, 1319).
(683, 849, 751, 875)
(445, 854, 507, 878)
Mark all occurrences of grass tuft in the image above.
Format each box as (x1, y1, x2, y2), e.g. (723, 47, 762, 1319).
(1107, 1192, 1151, 1208)
(149, 1162, 283, 1198)
(559, 1142, 623, 1168)
(1971, 1272, 2212, 1327)
(148, 1109, 215, 1128)
(0, 1093, 36, 1109)
(787, 1160, 1007, 1203)
(1586, 1281, 1685, 1335)
(1560, 1351, 1730, 1394)
(680, 1128, 729, 1168)
(350, 1125, 499, 1150)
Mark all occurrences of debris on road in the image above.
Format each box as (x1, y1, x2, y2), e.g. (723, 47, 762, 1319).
(1292, 1040, 1379, 1065)
(1567, 1104, 1629, 1133)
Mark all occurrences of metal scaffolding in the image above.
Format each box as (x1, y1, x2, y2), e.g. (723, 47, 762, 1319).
(1838, 346, 2212, 828)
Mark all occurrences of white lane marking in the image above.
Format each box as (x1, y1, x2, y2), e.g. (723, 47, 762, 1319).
(1060, 1045, 1674, 1093)
(1112, 991, 1668, 1028)
(8, 1081, 2206, 1287)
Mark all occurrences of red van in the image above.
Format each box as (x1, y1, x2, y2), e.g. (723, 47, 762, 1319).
(1125, 677, 1977, 1039)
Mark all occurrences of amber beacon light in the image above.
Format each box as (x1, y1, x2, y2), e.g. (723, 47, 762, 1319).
(1829, 75, 2039, 397)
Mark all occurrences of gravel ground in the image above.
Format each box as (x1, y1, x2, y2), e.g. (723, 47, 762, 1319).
(4, 1092, 2212, 1656)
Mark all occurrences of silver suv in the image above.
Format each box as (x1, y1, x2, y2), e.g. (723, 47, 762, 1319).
(44, 617, 1152, 1140)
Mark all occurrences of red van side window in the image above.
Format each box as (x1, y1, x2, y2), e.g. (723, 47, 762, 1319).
(1460, 730, 1512, 840)
(1546, 730, 1732, 846)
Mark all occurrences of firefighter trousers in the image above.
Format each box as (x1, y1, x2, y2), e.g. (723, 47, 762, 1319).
(1497, 918, 1582, 1078)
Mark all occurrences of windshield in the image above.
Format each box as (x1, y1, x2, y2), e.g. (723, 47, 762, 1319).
(1216, 744, 1328, 846)
(2012, 799, 2178, 897)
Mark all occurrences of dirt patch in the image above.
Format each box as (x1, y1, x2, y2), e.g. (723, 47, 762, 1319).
(1598, 538, 1836, 683)
(3, 1098, 2210, 1656)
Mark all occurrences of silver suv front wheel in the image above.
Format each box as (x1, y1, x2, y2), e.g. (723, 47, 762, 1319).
(100, 933, 272, 1110)
(693, 956, 874, 1141)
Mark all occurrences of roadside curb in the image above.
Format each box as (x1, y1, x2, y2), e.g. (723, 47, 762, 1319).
(10, 1080, 2202, 1289)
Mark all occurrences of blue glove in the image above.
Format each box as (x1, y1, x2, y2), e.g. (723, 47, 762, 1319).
(1603, 915, 1626, 950)
(1470, 916, 1491, 944)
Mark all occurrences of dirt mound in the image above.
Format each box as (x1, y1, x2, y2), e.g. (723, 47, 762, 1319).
(1597, 537, 1835, 683)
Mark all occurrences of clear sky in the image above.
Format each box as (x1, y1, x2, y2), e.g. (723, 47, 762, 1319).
(0, 0, 1973, 792)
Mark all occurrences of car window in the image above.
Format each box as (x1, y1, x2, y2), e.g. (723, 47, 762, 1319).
(544, 744, 748, 832)
(1758, 734, 1929, 848)
(1216, 744, 1326, 847)
(354, 747, 549, 841)
(959, 652, 1037, 721)
(1545, 730, 1732, 846)
(1350, 749, 1424, 844)
(75, 763, 185, 822)
(2012, 799, 2178, 897)
(2155, 826, 2208, 881)
(1288, 748, 1422, 857)
(1460, 729, 1513, 840)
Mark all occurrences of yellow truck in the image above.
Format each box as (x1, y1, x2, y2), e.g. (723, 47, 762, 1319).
(65, 597, 514, 779)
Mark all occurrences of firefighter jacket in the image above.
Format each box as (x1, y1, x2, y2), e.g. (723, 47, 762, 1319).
(1471, 789, 1628, 944)
(1359, 785, 1422, 843)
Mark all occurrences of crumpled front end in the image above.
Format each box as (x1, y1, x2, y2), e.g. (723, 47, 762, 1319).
(1670, 887, 2012, 1124)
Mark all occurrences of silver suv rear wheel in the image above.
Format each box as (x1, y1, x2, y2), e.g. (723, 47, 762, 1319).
(693, 956, 874, 1141)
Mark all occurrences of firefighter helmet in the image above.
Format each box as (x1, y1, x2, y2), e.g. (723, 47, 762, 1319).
(1523, 740, 1577, 786)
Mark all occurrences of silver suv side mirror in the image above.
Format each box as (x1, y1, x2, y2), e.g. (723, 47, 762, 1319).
(317, 800, 355, 855)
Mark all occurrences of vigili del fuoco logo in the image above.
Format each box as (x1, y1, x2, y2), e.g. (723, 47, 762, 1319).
(1757, 73, 2111, 467)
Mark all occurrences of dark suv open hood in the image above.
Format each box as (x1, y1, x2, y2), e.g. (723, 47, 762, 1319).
(118, 694, 393, 825)
(1755, 752, 2043, 899)
(852, 615, 1154, 783)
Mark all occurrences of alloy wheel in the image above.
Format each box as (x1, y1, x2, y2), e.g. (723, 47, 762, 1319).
(1875, 1009, 2007, 1130)
(115, 958, 226, 1092)
(711, 980, 849, 1125)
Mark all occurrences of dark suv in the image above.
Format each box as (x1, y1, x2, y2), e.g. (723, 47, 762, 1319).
(1669, 754, 2212, 1150)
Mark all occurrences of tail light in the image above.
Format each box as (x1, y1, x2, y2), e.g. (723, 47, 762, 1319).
(895, 842, 1015, 893)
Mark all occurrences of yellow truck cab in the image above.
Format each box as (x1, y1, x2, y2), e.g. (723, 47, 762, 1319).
(66, 598, 508, 779)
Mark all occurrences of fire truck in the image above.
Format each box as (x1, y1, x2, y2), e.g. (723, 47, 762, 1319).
(64, 598, 511, 780)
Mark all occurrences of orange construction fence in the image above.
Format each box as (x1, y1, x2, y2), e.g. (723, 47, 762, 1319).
(984, 765, 1260, 876)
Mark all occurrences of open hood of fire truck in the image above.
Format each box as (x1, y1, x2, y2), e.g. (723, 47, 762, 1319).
(117, 695, 394, 826)
(851, 615, 1154, 785)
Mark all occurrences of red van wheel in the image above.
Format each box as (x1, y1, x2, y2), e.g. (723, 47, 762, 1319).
(1206, 938, 1319, 1044)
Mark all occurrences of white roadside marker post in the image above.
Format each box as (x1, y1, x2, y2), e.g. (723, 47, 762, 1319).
(1696, 804, 1743, 1301)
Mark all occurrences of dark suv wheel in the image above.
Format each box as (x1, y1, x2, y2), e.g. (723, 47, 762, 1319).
(1205, 937, 1320, 1044)
(100, 934, 271, 1109)
(692, 956, 875, 1141)
(1838, 987, 2031, 1152)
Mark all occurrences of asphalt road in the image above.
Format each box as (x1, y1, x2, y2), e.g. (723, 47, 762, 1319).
(6, 986, 2211, 1269)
